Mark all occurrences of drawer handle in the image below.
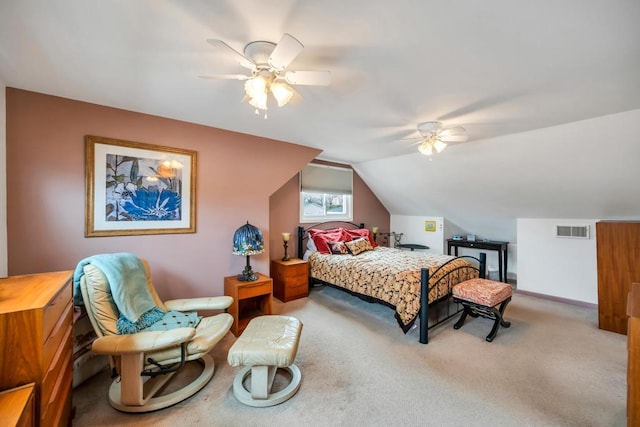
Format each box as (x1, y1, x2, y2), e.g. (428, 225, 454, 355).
(244, 283, 266, 288)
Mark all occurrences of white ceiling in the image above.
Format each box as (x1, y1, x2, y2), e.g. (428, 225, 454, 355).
(2, 0, 640, 242)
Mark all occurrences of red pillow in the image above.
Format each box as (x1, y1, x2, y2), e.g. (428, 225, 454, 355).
(344, 228, 378, 248)
(309, 228, 346, 254)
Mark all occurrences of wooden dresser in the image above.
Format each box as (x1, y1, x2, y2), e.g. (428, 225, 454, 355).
(628, 282, 640, 426)
(271, 258, 309, 302)
(0, 271, 74, 427)
(596, 221, 640, 334)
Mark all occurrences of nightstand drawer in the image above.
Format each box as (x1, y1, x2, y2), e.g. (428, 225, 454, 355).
(276, 263, 308, 278)
(284, 281, 308, 297)
(238, 282, 272, 299)
(275, 269, 308, 283)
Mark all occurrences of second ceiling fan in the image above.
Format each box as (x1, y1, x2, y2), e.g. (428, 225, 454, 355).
(201, 33, 331, 117)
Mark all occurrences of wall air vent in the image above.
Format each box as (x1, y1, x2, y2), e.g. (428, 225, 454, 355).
(556, 225, 590, 239)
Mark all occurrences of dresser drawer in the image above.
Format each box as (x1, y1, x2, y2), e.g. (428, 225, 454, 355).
(41, 363, 72, 427)
(43, 303, 72, 368)
(42, 325, 72, 408)
(43, 280, 71, 341)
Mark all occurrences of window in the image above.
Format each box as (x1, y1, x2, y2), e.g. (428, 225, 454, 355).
(300, 164, 353, 223)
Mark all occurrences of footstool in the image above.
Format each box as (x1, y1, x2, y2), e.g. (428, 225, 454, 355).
(452, 278, 512, 342)
(227, 315, 303, 407)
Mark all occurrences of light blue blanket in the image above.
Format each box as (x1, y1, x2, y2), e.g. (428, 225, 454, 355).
(73, 253, 164, 333)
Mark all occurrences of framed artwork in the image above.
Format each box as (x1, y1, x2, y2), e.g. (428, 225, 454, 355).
(85, 135, 197, 237)
(424, 220, 436, 232)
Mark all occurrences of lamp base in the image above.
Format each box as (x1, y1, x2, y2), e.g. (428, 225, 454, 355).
(238, 256, 258, 281)
(237, 272, 258, 282)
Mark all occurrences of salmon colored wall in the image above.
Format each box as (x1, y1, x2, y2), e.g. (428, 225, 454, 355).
(269, 161, 390, 262)
(6, 88, 320, 299)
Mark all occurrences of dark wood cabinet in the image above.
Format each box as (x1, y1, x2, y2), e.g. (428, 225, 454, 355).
(596, 221, 640, 334)
(271, 258, 309, 302)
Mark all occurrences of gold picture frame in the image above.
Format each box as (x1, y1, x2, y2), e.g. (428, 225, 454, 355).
(85, 135, 197, 237)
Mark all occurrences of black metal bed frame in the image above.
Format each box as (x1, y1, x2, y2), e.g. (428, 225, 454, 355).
(297, 221, 486, 344)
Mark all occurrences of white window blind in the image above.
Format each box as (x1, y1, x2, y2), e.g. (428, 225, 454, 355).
(300, 164, 353, 195)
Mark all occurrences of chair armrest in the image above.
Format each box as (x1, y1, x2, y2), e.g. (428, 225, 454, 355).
(91, 328, 196, 355)
(164, 296, 233, 312)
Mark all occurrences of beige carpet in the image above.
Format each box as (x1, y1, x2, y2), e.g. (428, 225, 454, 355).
(72, 286, 627, 426)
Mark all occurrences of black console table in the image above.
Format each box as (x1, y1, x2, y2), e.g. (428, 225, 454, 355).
(447, 239, 509, 282)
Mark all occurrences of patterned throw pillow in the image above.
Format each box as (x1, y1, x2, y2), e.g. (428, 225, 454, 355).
(344, 228, 378, 248)
(327, 240, 349, 255)
(345, 237, 374, 255)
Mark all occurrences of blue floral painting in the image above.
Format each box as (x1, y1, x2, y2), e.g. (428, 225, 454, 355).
(105, 154, 183, 222)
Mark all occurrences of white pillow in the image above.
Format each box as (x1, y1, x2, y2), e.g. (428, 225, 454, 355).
(306, 233, 318, 252)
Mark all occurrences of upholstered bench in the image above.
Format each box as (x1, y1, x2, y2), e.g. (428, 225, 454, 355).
(227, 315, 303, 407)
(452, 278, 512, 342)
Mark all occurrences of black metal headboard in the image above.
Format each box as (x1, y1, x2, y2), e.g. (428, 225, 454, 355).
(297, 221, 364, 259)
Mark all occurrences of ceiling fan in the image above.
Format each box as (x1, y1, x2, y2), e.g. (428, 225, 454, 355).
(200, 33, 331, 117)
(405, 121, 469, 156)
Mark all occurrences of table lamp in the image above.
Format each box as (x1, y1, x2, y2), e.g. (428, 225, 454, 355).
(232, 221, 265, 281)
(282, 232, 291, 261)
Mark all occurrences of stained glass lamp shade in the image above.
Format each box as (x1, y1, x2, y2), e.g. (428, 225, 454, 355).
(232, 221, 265, 281)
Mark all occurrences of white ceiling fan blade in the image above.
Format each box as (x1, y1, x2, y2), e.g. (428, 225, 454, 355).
(392, 136, 422, 146)
(438, 126, 466, 137)
(438, 134, 469, 143)
(198, 74, 251, 80)
(206, 39, 256, 70)
(269, 33, 304, 71)
(284, 70, 331, 86)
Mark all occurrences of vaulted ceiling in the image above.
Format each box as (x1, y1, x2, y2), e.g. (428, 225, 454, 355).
(2, 0, 639, 242)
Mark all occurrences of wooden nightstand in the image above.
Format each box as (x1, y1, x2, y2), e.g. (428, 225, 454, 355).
(271, 258, 309, 302)
(0, 383, 35, 427)
(224, 273, 273, 337)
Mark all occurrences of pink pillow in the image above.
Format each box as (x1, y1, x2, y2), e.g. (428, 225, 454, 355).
(309, 228, 345, 254)
(344, 228, 378, 248)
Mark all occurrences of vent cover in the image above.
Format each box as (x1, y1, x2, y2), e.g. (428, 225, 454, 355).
(556, 225, 590, 239)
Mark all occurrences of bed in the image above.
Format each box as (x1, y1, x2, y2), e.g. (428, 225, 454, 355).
(297, 222, 486, 344)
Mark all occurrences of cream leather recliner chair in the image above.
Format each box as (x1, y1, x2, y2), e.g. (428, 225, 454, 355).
(78, 258, 233, 413)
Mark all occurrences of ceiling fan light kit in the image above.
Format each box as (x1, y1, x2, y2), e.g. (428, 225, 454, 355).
(203, 34, 331, 118)
(414, 121, 468, 157)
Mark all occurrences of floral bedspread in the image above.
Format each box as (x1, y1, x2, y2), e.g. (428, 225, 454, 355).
(308, 247, 479, 330)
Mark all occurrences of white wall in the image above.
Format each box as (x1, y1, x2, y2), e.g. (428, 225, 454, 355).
(391, 214, 517, 281)
(517, 218, 597, 304)
(0, 83, 6, 277)
(390, 215, 444, 253)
